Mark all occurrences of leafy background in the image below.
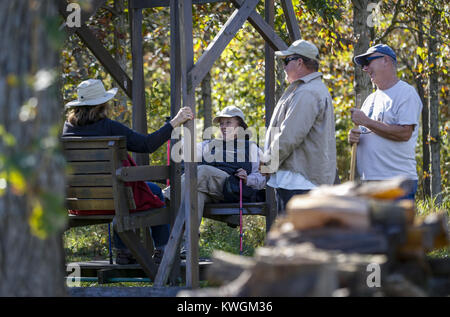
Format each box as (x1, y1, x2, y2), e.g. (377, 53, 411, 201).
(61, 0, 449, 265)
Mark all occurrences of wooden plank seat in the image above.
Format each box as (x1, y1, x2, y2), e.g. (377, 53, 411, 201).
(62, 136, 172, 280)
(203, 202, 267, 228)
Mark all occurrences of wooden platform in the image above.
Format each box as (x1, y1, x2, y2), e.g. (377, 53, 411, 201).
(67, 259, 213, 283)
(68, 286, 185, 297)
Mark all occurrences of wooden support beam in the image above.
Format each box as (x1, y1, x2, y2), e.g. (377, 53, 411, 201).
(154, 201, 186, 286)
(116, 165, 170, 182)
(189, 0, 260, 89)
(129, 4, 149, 166)
(264, 0, 275, 124)
(169, 0, 183, 283)
(280, 0, 301, 42)
(130, 0, 227, 9)
(60, 0, 107, 35)
(264, 0, 278, 232)
(58, 1, 132, 98)
(231, 0, 288, 52)
(115, 230, 158, 279)
(179, 0, 199, 289)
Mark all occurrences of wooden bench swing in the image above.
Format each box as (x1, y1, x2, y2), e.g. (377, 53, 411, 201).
(60, 0, 302, 289)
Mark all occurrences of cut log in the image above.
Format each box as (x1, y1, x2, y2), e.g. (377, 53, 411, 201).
(309, 177, 417, 201)
(266, 227, 389, 254)
(285, 195, 370, 230)
(284, 194, 415, 232)
(179, 244, 387, 297)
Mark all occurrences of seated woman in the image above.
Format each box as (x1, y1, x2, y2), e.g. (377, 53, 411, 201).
(62, 79, 193, 264)
(163, 105, 266, 230)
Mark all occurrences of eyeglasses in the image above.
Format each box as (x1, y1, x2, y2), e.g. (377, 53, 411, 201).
(283, 56, 301, 66)
(360, 55, 384, 67)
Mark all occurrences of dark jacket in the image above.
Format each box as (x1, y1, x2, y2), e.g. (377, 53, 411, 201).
(62, 118, 173, 153)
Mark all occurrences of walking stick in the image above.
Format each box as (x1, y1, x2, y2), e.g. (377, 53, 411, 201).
(239, 178, 243, 255)
(350, 143, 357, 181)
(350, 95, 363, 182)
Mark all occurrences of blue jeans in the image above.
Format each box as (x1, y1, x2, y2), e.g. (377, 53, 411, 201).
(395, 179, 418, 201)
(362, 179, 418, 202)
(114, 182, 170, 250)
(275, 187, 310, 214)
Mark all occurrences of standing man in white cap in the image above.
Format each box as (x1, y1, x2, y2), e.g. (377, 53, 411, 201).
(262, 40, 337, 212)
(349, 44, 422, 200)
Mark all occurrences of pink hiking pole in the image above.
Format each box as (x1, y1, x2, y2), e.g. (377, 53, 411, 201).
(166, 139, 170, 186)
(166, 117, 171, 187)
(239, 178, 243, 255)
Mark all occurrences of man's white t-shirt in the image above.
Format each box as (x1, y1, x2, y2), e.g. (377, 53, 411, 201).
(357, 80, 422, 180)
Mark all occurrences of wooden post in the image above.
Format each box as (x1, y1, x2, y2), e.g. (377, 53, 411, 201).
(231, 0, 287, 52)
(179, 0, 199, 288)
(280, 0, 301, 42)
(264, 0, 277, 232)
(188, 0, 260, 89)
(169, 0, 182, 283)
(58, 0, 132, 98)
(129, 4, 149, 166)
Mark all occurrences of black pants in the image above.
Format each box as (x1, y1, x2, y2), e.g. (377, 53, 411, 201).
(276, 188, 310, 214)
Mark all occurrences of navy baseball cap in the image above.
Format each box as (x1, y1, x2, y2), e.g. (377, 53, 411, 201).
(354, 44, 397, 66)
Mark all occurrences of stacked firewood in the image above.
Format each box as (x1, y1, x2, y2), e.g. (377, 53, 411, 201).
(178, 178, 449, 297)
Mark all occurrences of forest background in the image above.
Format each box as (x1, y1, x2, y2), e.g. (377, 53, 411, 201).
(60, 0, 449, 261)
(0, 1, 448, 294)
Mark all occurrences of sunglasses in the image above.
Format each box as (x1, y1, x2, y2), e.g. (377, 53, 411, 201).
(283, 55, 301, 66)
(360, 55, 384, 67)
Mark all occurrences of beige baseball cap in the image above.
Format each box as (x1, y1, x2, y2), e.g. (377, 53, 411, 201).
(275, 39, 320, 62)
(213, 106, 248, 129)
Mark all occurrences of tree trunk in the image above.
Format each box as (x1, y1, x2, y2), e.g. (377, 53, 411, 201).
(0, 1, 66, 296)
(352, 0, 375, 108)
(201, 72, 212, 132)
(428, 9, 442, 205)
(201, 28, 212, 133)
(415, 5, 431, 198)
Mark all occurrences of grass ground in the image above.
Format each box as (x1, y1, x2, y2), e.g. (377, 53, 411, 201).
(64, 197, 449, 287)
(64, 215, 267, 263)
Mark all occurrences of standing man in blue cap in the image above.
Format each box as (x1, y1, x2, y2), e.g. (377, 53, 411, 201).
(349, 44, 423, 200)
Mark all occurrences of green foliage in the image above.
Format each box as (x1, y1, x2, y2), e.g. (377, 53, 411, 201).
(64, 217, 267, 263)
(199, 216, 266, 258)
(415, 195, 450, 258)
(64, 224, 110, 261)
(60, 0, 449, 264)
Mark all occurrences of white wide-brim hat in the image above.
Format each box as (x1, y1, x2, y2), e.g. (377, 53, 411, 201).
(65, 79, 118, 108)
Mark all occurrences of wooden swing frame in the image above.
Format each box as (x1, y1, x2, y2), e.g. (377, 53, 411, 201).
(59, 0, 301, 289)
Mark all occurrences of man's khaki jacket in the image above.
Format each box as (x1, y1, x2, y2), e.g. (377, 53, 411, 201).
(264, 72, 336, 185)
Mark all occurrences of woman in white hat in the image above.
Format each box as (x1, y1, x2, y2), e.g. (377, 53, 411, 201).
(63, 79, 193, 152)
(163, 105, 266, 256)
(62, 79, 193, 264)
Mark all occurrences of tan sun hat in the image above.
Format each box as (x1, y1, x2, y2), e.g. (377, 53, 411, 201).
(275, 39, 320, 62)
(213, 106, 248, 129)
(65, 79, 118, 108)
